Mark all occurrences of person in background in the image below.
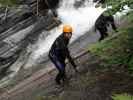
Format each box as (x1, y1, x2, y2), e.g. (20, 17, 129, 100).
(95, 13, 118, 41)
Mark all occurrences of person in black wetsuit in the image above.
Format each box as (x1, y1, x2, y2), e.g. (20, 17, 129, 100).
(49, 25, 78, 85)
(95, 14, 118, 41)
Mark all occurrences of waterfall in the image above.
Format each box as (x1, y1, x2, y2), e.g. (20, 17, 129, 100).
(1, 0, 106, 74)
(28, 0, 105, 64)
(0, 0, 132, 87)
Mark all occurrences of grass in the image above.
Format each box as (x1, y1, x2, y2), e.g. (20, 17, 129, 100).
(112, 93, 133, 100)
(88, 12, 133, 73)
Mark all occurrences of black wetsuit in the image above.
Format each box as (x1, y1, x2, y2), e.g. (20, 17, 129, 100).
(49, 34, 76, 84)
(95, 14, 117, 41)
(106, 15, 117, 31)
(95, 14, 108, 41)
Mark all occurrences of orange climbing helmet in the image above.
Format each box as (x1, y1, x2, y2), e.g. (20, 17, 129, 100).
(63, 25, 73, 33)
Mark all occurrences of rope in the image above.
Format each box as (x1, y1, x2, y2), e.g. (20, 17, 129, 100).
(37, 0, 39, 16)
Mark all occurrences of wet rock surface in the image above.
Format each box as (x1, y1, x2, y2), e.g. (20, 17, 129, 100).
(0, 2, 61, 81)
(0, 51, 132, 100)
(0, 0, 132, 100)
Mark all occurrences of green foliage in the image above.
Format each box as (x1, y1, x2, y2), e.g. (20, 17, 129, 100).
(90, 31, 130, 66)
(89, 13, 133, 72)
(106, 0, 133, 8)
(103, 0, 133, 15)
(36, 96, 44, 100)
(0, 0, 18, 7)
(112, 93, 133, 100)
(128, 51, 133, 75)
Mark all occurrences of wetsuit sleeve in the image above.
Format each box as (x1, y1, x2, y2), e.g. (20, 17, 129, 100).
(66, 48, 77, 68)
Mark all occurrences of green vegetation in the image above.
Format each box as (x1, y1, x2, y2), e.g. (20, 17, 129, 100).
(89, 12, 133, 74)
(0, 0, 20, 20)
(105, 0, 133, 9)
(112, 93, 133, 100)
(0, 0, 18, 7)
(100, 0, 133, 15)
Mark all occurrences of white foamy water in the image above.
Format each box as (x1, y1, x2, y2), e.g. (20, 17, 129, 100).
(31, 0, 105, 62)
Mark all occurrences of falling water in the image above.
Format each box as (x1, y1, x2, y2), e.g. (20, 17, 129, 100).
(0, 0, 132, 87)
(28, 0, 105, 65)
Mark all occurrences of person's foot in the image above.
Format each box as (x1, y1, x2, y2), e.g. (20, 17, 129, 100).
(55, 79, 61, 85)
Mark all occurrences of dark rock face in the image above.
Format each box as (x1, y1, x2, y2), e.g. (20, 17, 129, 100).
(0, 11, 34, 34)
(0, 49, 22, 78)
(74, 0, 85, 8)
(39, 0, 60, 10)
(0, 0, 61, 79)
(14, 12, 34, 23)
(93, 0, 105, 4)
(22, 0, 60, 14)
(38, 0, 60, 16)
